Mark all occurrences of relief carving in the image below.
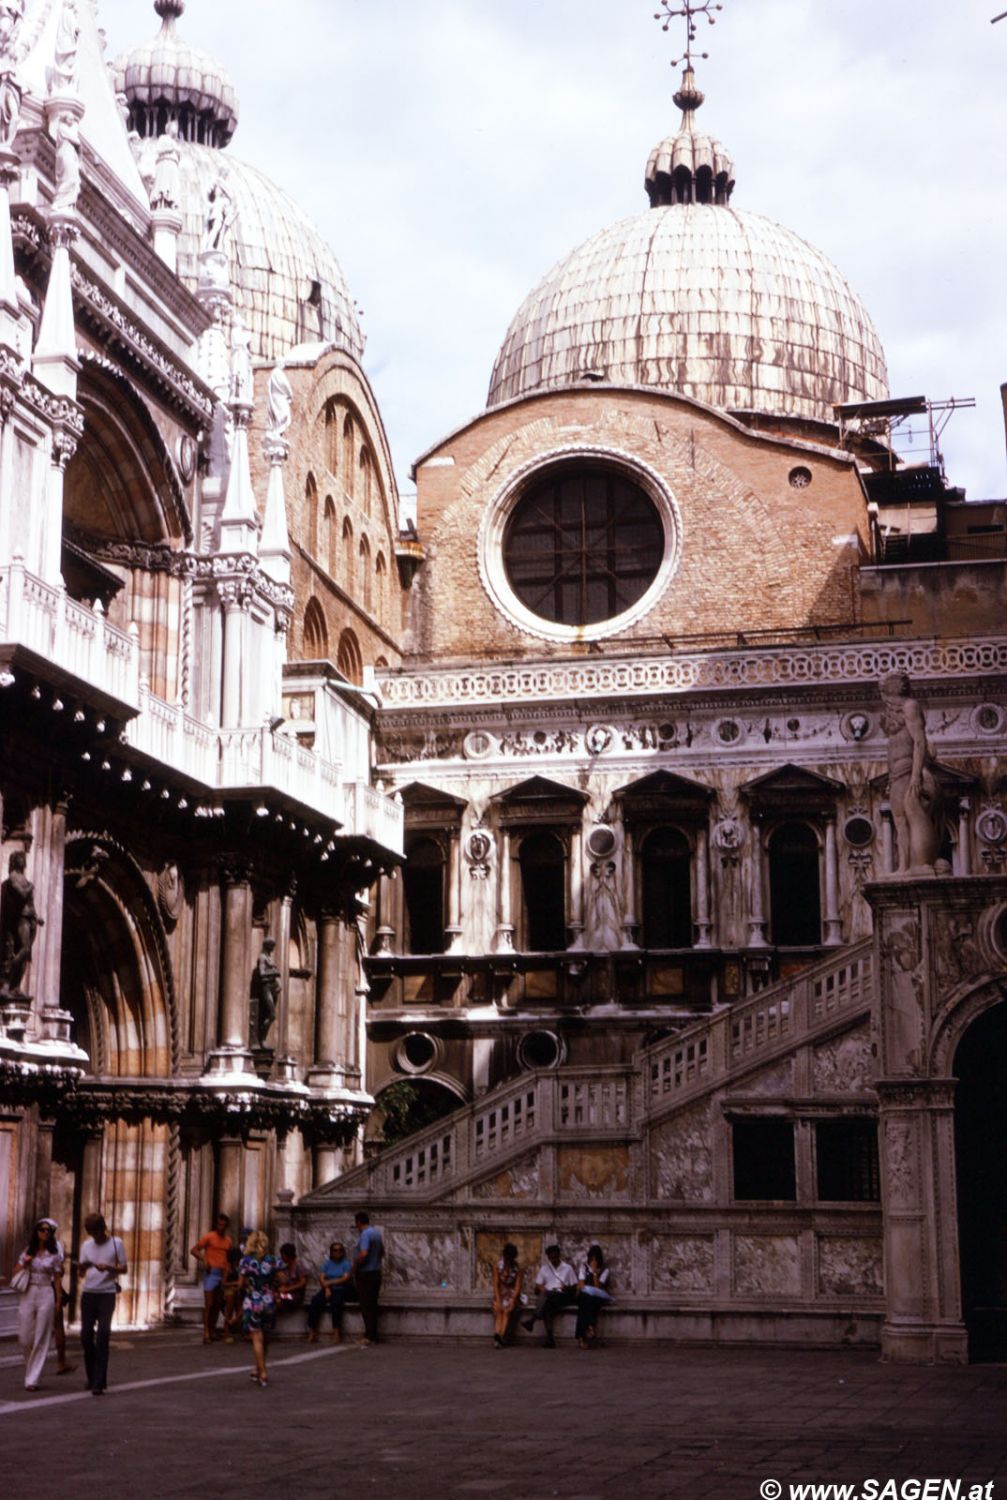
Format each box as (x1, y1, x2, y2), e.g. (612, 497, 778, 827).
(813, 1024, 873, 1094)
(471, 1149, 539, 1200)
(557, 1145, 629, 1200)
(884, 1118, 916, 1209)
(881, 915, 924, 1074)
(651, 1101, 713, 1202)
(817, 1237, 884, 1298)
(650, 1235, 714, 1294)
(734, 1235, 801, 1298)
(383, 1231, 461, 1290)
(932, 909, 985, 988)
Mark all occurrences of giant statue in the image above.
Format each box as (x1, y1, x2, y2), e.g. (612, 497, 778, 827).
(879, 672, 945, 874)
(0, 851, 44, 998)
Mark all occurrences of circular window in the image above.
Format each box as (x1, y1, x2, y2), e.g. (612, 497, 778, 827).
(480, 448, 682, 643)
(586, 825, 617, 859)
(394, 1032, 440, 1075)
(789, 465, 812, 489)
(517, 1030, 565, 1070)
(843, 815, 875, 848)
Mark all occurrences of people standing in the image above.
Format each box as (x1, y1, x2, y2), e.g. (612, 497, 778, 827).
(575, 1244, 613, 1349)
(521, 1244, 578, 1347)
(78, 1212, 126, 1396)
(491, 1242, 523, 1347)
(352, 1210, 384, 1347)
(190, 1212, 233, 1344)
(239, 1230, 278, 1387)
(13, 1219, 64, 1390)
(39, 1217, 75, 1375)
(306, 1240, 353, 1343)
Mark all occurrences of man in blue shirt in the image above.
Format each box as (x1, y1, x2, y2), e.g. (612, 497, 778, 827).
(305, 1240, 353, 1343)
(353, 1211, 384, 1346)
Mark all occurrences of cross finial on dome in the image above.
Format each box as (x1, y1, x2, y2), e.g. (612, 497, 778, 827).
(154, 0, 186, 21)
(654, 2, 723, 70)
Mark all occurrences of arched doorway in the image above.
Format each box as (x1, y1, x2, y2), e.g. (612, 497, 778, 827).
(954, 999, 1007, 1361)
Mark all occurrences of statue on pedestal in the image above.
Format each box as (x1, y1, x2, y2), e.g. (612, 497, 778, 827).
(203, 167, 236, 256)
(266, 359, 293, 443)
(150, 119, 181, 210)
(879, 672, 945, 874)
(0, 851, 44, 999)
(251, 937, 279, 1047)
(48, 0, 79, 96)
(51, 109, 81, 212)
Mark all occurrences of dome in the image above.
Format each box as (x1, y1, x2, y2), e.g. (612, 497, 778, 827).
(114, 1, 364, 364)
(112, 0, 238, 147)
(168, 141, 365, 366)
(488, 69, 888, 425)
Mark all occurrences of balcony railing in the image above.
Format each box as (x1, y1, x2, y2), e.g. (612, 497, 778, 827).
(343, 779, 404, 851)
(0, 559, 140, 710)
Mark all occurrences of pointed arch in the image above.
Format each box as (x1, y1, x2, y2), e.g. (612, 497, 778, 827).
(359, 534, 372, 611)
(305, 472, 319, 557)
(336, 626, 362, 684)
(303, 596, 329, 659)
(324, 495, 337, 576)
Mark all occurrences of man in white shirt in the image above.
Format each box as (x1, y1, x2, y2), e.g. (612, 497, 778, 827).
(77, 1212, 127, 1396)
(521, 1244, 578, 1347)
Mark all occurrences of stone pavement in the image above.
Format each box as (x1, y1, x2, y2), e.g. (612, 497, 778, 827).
(1, 1331, 1006, 1500)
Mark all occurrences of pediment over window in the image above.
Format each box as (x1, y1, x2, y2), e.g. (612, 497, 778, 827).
(741, 763, 843, 817)
(615, 769, 714, 826)
(492, 775, 589, 827)
(398, 781, 467, 831)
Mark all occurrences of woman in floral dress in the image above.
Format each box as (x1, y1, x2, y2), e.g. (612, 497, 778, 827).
(239, 1230, 278, 1386)
(491, 1242, 523, 1347)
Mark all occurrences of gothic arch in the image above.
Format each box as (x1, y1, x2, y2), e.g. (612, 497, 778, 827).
(929, 972, 1007, 1079)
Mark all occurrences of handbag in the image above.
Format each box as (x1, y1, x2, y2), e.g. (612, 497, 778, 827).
(10, 1263, 30, 1294)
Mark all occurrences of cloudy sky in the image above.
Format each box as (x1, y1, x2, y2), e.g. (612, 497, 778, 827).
(98, 0, 1007, 503)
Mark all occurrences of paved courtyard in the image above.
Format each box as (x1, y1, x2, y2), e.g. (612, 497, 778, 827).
(2, 1332, 1006, 1500)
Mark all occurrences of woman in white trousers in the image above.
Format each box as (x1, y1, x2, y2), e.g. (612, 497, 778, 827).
(15, 1220, 64, 1390)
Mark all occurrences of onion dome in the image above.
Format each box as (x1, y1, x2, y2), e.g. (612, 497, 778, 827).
(487, 69, 887, 427)
(113, 2, 363, 364)
(113, 0, 238, 148)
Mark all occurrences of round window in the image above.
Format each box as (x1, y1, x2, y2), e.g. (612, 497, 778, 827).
(502, 463, 664, 628)
(843, 815, 875, 849)
(394, 1032, 439, 1075)
(517, 1030, 565, 1070)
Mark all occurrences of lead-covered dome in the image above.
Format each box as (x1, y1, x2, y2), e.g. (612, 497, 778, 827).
(488, 69, 887, 425)
(113, 0, 364, 364)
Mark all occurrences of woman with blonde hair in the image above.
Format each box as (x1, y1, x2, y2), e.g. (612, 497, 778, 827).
(238, 1230, 278, 1387)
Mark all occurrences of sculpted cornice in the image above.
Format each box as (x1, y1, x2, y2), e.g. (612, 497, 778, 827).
(61, 527, 293, 612)
(0, 344, 85, 436)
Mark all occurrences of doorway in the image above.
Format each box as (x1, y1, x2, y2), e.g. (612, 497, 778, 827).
(954, 1000, 1007, 1361)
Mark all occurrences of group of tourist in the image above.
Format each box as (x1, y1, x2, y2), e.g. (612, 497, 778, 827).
(8, 1213, 609, 1394)
(493, 1241, 612, 1350)
(190, 1210, 384, 1387)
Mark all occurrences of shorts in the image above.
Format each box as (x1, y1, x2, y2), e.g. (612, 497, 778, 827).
(203, 1269, 224, 1292)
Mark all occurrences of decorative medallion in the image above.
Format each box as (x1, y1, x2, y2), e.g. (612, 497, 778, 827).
(463, 729, 497, 760)
(586, 824, 617, 859)
(973, 703, 1005, 737)
(585, 724, 613, 756)
(840, 710, 871, 742)
(176, 432, 197, 485)
(157, 862, 183, 926)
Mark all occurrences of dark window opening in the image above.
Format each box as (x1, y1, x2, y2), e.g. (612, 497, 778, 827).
(519, 832, 566, 951)
(768, 822, 821, 946)
(641, 825, 692, 948)
(815, 1119, 880, 1202)
(732, 1117, 796, 1201)
(403, 838, 446, 955)
(503, 464, 663, 627)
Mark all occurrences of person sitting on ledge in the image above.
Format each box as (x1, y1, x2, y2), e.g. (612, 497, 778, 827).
(273, 1242, 308, 1311)
(306, 1239, 353, 1344)
(521, 1244, 578, 1348)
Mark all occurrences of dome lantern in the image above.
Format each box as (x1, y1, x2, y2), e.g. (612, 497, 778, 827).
(113, 0, 239, 148)
(645, 66, 735, 207)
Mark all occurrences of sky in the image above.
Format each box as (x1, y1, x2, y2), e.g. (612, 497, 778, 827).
(96, 0, 1007, 504)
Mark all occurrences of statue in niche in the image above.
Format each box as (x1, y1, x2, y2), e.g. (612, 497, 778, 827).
(51, 109, 81, 212)
(251, 937, 280, 1048)
(587, 858, 622, 952)
(48, 0, 79, 95)
(266, 358, 294, 442)
(879, 672, 944, 873)
(0, 851, 44, 999)
(150, 119, 181, 210)
(0, 69, 19, 150)
(202, 167, 236, 256)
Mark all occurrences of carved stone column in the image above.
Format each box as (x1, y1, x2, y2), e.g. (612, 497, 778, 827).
(204, 861, 254, 1075)
(219, 582, 247, 730)
(955, 798, 971, 876)
(79, 1128, 104, 1222)
(308, 909, 344, 1087)
(823, 818, 843, 945)
(567, 823, 585, 951)
(620, 826, 639, 949)
(494, 828, 514, 952)
(747, 821, 768, 946)
(694, 825, 713, 948)
(445, 829, 463, 954)
(273, 882, 295, 1067)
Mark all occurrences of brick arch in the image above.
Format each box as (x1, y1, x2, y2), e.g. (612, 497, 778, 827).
(66, 357, 192, 545)
(336, 625, 362, 684)
(303, 596, 329, 659)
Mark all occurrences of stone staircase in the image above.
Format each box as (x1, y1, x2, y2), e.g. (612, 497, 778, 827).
(286, 942, 883, 1347)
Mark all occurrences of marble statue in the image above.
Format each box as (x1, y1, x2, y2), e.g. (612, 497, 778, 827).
(879, 672, 945, 873)
(0, 0, 24, 64)
(49, 0, 79, 94)
(150, 119, 181, 210)
(203, 168, 236, 255)
(0, 68, 19, 149)
(229, 317, 252, 405)
(266, 359, 294, 441)
(252, 937, 280, 1047)
(0, 851, 44, 998)
(51, 109, 81, 212)
(588, 858, 623, 951)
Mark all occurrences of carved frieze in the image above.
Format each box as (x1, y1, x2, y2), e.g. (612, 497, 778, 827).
(883, 1117, 916, 1210)
(734, 1235, 801, 1298)
(817, 1236, 884, 1298)
(557, 1145, 630, 1200)
(471, 1149, 539, 1200)
(650, 1234, 714, 1294)
(383, 1230, 462, 1290)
